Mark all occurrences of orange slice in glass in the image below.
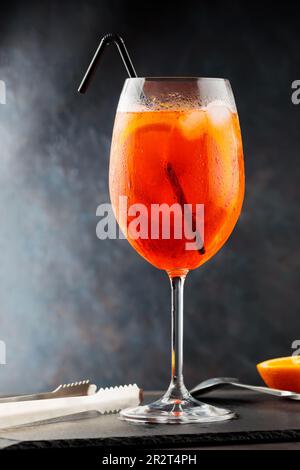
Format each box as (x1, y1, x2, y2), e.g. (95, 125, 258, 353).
(257, 356, 300, 393)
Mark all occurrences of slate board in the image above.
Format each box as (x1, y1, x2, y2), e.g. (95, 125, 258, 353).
(1, 390, 300, 450)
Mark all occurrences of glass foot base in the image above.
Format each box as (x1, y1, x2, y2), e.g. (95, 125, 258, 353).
(120, 393, 236, 424)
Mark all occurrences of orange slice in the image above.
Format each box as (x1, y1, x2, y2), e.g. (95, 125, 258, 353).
(257, 356, 300, 393)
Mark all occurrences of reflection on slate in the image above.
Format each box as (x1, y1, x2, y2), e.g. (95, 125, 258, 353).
(0, 1, 299, 394)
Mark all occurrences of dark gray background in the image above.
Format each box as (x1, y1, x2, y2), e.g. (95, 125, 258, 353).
(0, 0, 299, 394)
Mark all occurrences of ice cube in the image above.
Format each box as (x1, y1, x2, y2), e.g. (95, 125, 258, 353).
(207, 100, 232, 127)
(178, 110, 207, 140)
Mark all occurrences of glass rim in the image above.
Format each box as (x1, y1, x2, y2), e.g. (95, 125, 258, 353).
(125, 77, 230, 83)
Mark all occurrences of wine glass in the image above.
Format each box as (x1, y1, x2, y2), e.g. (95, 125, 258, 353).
(109, 77, 244, 424)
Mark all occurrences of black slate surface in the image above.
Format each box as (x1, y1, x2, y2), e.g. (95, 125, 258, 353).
(1, 390, 300, 449)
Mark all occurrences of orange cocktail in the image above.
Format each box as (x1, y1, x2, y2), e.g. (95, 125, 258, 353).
(79, 34, 245, 424)
(108, 78, 244, 424)
(110, 104, 244, 273)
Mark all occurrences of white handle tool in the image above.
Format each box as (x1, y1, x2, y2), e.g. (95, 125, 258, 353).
(0, 384, 141, 429)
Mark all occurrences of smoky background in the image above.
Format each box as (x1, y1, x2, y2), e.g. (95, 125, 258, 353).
(0, 0, 299, 393)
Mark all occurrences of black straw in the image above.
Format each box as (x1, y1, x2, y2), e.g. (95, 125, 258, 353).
(166, 163, 205, 255)
(78, 33, 137, 94)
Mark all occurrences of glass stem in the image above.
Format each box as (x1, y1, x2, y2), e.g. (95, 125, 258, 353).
(166, 274, 189, 400)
